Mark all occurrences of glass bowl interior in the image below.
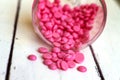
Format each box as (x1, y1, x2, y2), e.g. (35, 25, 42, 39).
(32, 0, 107, 49)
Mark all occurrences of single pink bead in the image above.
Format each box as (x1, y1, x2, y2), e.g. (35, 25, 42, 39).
(54, 0, 60, 3)
(61, 37, 68, 44)
(42, 53, 52, 59)
(64, 54, 73, 61)
(52, 47, 61, 53)
(52, 57, 58, 62)
(53, 25, 58, 30)
(43, 59, 53, 65)
(48, 38, 54, 42)
(42, 8, 50, 13)
(54, 19, 61, 24)
(68, 39, 75, 45)
(60, 61, 68, 71)
(61, 15, 67, 21)
(37, 12, 41, 19)
(38, 2, 45, 10)
(63, 4, 71, 11)
(48, 63, 58, 70)
(42, 13, 49, 19)
(27, 54, 37, 61)
(54, 12, 61, 18)
(54, 37, 61, 42)
(56, 59, 62, 69)
(77, 66, 87, 72)
(38, 47, 49, 53)
(52, 7, 59, 12)
(57, 52, 63, 59)
(73, 26, 80, 32)
(53, 42, 61, 47)
(46, 1, 53, 8)
(52, 32, 60, 38)
(74, 52, 84, 63)
(62, 44, 71, 50)
(72, 32, 78, 39)
(45, 22, 53, 30)
(51, 52, 57, 58)
(67, 50, 75, 54)
(67, 61, 75, 68)
(64, 31, 71, 37)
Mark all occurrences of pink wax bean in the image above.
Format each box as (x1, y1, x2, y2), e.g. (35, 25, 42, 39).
(67, 61, 75, 68)
(42, 8, 50, 13)
(48, 63, 58, 70)
(60, 61, 68, 71)
(73, 25, 80, 32)
(45, 22, 53, 30)
(38, 2, 45, 10)
(63, 4, 71, 11)
(48, 37, 54, 42)
(52, 32, 60, 38)
(42, 53, 52, 59)
(51, 52, 57, 58)
(55, 37, 61, 42)
(54, 0, 60, 3)
(61, 15, 67, 21)
(62, 44, 71, 50)
(37, 12, 41, 19)
(54, 12, 61, 18)
(52, 57, 58, 62)
(74, 52, 84, 63)
(28, 54, 37, 61)
(61, 37, 68, 44)
(38, 47, 49, 53)
(67, 50, 75, 54)
(43, 59, 53, 65)
(52, 47, 61, 53)
(64, 32, 71, 37)
(72, 32, 78, 39)
(53, 42, 61, 47)
(53, 25, 58, 30)
(64, 54, 73, 61)
(52, 7, 59, 12)
(42, 13, 49, 19)
(77, 66, 87, 72)
(56, 29, 63, 35)
(56, 59, 62, 69)
(46, 1, 53, 8)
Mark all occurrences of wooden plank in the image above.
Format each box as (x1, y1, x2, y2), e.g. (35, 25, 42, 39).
(0, 0, 18, 80)
(9, 0, 101, 80)
(92, 0, 120, 80)
(60, 47, 101, 80)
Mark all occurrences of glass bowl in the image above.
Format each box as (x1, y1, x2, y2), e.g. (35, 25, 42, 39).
(32, 0, 107, 50)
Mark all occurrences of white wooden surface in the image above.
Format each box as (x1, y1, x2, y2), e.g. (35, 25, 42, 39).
(0, 0, 18, 80)
(0, 0, 120, 80)
(92, 0, 120, 80)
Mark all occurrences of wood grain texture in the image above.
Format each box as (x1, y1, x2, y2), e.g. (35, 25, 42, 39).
(92, 0, 120, 80)
(0, 0, 18, 80)
(9, 0, 100, 80)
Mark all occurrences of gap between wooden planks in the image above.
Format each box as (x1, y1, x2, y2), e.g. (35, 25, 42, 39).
(0, 0, 18, 80)
(5, 0, 106, 80)
(92, 0, 120, 80)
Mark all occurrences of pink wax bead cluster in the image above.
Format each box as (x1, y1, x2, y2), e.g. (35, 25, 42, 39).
(37, 0, 99, 49)
(35, 0, 99, 71)
(38, 47, 84, 71)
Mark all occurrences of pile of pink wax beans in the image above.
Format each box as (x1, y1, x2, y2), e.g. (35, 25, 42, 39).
(28, 0, 99, 72)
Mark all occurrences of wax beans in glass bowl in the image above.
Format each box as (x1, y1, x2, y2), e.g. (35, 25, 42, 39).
(32, 0, 107, 50)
